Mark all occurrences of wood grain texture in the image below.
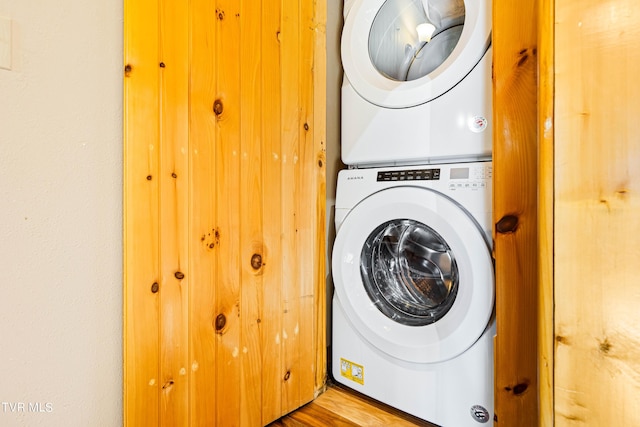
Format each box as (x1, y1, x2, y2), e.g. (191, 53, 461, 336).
(554, 1, 640, 425)
(281, 0, 305, 415)
(493, 0, 539, 425)
(214, 0, 243, 424)
(123, 0, 160, 424)
(312, 0, 328, 399)
(189, 0, 219, 424)
(297, 0, 321, 409)
(260, 0, 285, 423)
(537, 0, 554, 424)
(238, 1, 264, 425)
(125, 0, 326, 425)
(269, 386, 435, 427)
(158, 1, 190, 424)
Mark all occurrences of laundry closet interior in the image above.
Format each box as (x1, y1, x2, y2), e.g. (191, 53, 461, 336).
(123, 0, 640, 426)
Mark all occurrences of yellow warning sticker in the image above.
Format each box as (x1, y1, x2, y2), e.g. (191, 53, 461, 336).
(339, 358, 364, 385)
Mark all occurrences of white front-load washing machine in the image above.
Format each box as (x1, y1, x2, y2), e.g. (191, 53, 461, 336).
(331, 161, 495, 426)
(341, 0, 492, 167)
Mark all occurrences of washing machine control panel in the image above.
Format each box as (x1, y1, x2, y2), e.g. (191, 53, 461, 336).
(448, 164, 492, 190)
(375, 164, 492, 189)
(376, 168, 441, 181)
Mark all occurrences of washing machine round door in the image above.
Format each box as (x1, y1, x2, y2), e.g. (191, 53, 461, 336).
(341, 0, 491, 108)
(332, 186, 494, 364)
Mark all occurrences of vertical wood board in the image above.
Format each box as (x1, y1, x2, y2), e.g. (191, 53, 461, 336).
(493, 0, 539, 425)
(280, 0, 304, 414)
(238, 0, 265, 425)
(554, 1, 640, 425)
(260, 0, 285, 422)
(123, 0, 161, 423)
(537, 0, 554, 424)
(158, 0, 191, 424)
(125, 0, 326, 425)
(312, 0, 328, 396)
(189, 0, 219, 424)
(213, 0, 243, 423)
(297, 0, 320, 406)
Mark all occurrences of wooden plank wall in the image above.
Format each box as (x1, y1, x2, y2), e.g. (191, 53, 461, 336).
(123, 0, 326, 425)
(537, 0, 554, 424)
(553, 0, 640, 425)
(123, 0, 161, 424)
(492, 0, 539, 425)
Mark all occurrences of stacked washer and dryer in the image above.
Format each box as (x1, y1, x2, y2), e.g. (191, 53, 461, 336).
(331, 0, 495, 425)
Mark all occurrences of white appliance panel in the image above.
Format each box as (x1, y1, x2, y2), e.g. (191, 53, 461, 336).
(331, 161, 494, 426)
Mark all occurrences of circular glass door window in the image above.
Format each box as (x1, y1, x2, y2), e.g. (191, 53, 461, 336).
(361, 219, 459, 326)
(368, 0, 465, 81)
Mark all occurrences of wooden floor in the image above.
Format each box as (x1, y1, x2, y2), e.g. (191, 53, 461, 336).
(268, 384, 437, 427)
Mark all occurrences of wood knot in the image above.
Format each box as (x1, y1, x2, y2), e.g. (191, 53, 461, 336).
(496, 215, 519, 234)
(213, 99, 224, 116)
(616, 188, 629, 198)
(318, 159, 323, 168)
(146, 175, 153, 181)
(162, 380, 174, 390)
(151, 282, 159, 293)
(284, 370, 291, 381)
(171, 172, 177, 178)
(513, 383, 528, 395)
(251, 253, 263, 270)
(599, 338, 612, 354)
(505, 381, 529, 396)
(216, 9, 225, 20)
(175, 271, 185, 280)
(517, 49, 530, 67)
(303, 123, 309, 131)
(203, 228, 220, 250)
(159, 62, 166, 68)
(124, 64, 132, 77)
(215, 314, 227, 333)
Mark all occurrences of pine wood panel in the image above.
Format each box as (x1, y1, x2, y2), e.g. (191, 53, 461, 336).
(537, 0, 554, 424)
(158, 1, 190, 424)
(554, 1, 640, 425)
(239, 1, 265, 425)
(492, 0, 539, 425)
(123, 0, 160, 423)
(298, 0, 321, 407)
(312, 0, 328, 398)
(213, 0, 244, 424)
(125, 0, 326, 425)
(261, 1, 285, 423)
(189, 0, 219, 423)
(277, 0, 302, 416)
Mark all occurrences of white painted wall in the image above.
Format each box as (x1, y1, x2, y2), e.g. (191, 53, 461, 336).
(0, 1, 122, 426)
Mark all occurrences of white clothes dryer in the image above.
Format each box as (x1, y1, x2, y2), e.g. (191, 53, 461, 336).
(331, 161, 495, 426)
(341, 0, 492, 167)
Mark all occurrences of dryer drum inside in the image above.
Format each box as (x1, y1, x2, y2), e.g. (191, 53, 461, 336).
(361, 219, 459, 326)
(369, 0, 465, 81)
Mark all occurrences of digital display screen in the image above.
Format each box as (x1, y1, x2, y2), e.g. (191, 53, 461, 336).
(450, 167, 470, 179)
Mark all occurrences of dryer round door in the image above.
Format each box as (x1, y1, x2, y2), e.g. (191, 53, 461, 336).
(332, 186, 494, 364)
(342, 0, 491, 108)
